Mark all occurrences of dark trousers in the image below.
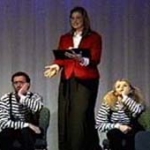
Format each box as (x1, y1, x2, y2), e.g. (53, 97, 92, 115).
(107, 127, 142, 150)
(58, 78, 101, 150)
(0, 128, 36, 150)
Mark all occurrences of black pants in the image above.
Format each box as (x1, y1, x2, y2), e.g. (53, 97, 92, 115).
(107, 127, 142, 150)
(0, 128, 36, 150)
(58, 78, 101, 150)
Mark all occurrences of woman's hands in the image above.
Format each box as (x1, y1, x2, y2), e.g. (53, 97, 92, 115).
(44, 64, 60, 78)
(64, 51, 83, 62)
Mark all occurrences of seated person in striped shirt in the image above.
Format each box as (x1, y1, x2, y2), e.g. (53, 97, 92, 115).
(0, 71, 43, 150)
(96, 79, 145, 150)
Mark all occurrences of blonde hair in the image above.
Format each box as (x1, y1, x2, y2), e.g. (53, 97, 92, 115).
(103, 79, 144, 110)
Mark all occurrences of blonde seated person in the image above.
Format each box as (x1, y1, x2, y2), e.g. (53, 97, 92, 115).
(96, 79, 145, 150)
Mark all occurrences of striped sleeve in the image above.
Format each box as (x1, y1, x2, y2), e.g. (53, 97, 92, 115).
(0, 95, 27, 130)
(20, 93, 43, 112)
(95, 102, 118, 132)
(122, 96, 145, 117)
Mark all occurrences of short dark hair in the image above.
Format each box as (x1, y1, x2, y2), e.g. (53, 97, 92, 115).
(11, 71, 30, 83)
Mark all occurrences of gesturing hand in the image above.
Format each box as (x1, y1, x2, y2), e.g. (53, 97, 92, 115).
(44, 64, 60, 78)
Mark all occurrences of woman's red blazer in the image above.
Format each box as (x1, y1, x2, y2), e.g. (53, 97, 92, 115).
(54, 31, 102, 80)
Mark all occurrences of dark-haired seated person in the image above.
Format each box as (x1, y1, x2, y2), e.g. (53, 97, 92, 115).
(96, 79, 145, 150)
(0, 72, 43, 150)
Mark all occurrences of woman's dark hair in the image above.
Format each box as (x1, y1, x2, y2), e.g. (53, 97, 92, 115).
(11, 71, 30, 83)
(69, 6, 91, 36)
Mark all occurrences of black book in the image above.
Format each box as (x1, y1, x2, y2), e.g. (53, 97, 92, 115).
(53, 48, 90, 60)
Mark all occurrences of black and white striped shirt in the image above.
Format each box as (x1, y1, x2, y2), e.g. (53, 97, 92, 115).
(0, 92, 43, 132)
(95, 96, 144, 132)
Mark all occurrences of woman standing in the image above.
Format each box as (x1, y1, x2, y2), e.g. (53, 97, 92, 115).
(44, 6, 102, 150)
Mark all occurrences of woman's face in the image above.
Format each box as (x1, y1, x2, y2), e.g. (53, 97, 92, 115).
(114, 80, 131, 96)
(70, 11, 84, 32)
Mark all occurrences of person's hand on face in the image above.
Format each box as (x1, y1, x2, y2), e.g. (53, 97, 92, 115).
(13, 76, 30, 96)
(121, 86, 132, 97)
(18, 83, 30, 96)
(114, 80, 132, 98)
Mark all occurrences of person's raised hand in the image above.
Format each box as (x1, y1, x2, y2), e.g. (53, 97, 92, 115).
(18, 83, 30, 96)
(44, 64, 60, 78)
(121, 86, 132, 97)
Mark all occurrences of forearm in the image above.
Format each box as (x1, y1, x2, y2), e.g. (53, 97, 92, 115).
(0, 113, 29, 130)
(96, 121, 118, 132)
(122, 96, 145, 116)
(20, 93, 43, 112)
